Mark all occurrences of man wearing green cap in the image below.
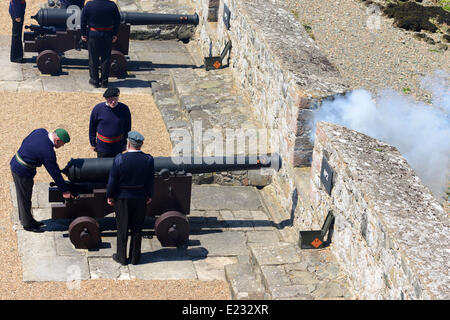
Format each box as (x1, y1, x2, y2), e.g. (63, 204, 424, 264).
(10, 128, 74, 232)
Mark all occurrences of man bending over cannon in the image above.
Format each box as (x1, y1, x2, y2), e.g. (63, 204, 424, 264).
(11, 128, 73, 232)
(106, 131, 155, 265)
(89, 87, 131, 158)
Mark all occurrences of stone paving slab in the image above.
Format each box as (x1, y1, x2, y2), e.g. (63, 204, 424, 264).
(191, 185, 264, 211)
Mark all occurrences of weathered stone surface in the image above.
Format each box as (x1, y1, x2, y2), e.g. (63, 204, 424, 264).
(225, 263, 267, 300)
(249, 242, 301, 266)
(193, 256, 238, 280)
(22, 255, 89, 282)
(308, 122, 450, 299)
(129, 259, 197, 280)
(89, 257, 130, 280)
(189, 231, 248, 257)
(191, 185, 263, 211)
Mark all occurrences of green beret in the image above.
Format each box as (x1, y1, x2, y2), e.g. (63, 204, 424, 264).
(55, 128, 70, 143)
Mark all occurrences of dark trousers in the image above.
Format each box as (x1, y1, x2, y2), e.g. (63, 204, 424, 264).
(11, 171, 34, 228)
(10, 18, 24, 62)
(88, 36, 112, 84)
(115, 198, 147, 264)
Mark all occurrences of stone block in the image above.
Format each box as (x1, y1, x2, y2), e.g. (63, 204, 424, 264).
(129, 259, 197, 280)
(193, 256, 238, 281)
(89, 257, 130, 280)
(225, 263, 266, 300)
(249, 242, 301, 266)
(189, 231, 248, 257)
(191, 185, 264, 211)
(22, 255, 89, 282)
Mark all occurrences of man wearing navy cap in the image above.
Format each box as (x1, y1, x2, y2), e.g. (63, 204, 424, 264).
(106, 130, 155, 265)
(9, 0, 26, 63)
(80, 0, 121, 88)
(89, 87, 131, 158)
(11, 128, 74, 232)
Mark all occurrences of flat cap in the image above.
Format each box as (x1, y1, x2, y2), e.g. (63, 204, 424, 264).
(55, 128, 70, 143)
(103, 87, 120, 98)
(127, 131, 144, 144)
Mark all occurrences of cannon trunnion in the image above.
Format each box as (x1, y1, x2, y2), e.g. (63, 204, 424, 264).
(49, 154, 281, 249)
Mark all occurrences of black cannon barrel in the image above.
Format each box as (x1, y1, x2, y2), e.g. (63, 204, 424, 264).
(61, 154, 282, 183)
(120, 12, 199, 26)
(31, 8, 199, 28)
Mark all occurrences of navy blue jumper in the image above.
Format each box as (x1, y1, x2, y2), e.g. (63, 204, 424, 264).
(106, 151, 155, 200)
(60, 0, 85, 9)
(80, 0, 120, 39)
(10, 128, 69, 193)
(9, 0, 26, 19)
(89, 102, 131, 156)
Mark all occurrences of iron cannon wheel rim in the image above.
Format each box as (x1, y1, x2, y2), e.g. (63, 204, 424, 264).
(68, 216, 101, 249)
(154, 211, 189, 247)
(36, 49, 60, 75)
(110, 50, 127, 77)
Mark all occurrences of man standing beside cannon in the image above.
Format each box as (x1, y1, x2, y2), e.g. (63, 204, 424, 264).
(9, 0, 26, 63)
(89, 87, 131, 158)
(80, 0, 120, 88)
(11, 128, 74, 233)
(106, 131, 155, 265)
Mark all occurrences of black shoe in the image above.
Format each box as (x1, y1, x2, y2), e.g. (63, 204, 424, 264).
(11, 58, 24, 63)
(89, 79, 100, 88)
(101, 81, 108, 88)
(32, 220, 45, 227)
(112, 254, 127, 266)
(23, 225, 44, 233)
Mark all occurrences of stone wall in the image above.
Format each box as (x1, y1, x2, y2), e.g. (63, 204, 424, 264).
(305, 122, 449, 299)
(187, 0, 347, 210)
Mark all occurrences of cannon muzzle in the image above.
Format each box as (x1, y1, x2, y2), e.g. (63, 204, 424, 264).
(31, 8, 199, 28)
(62, 154, 282, 183)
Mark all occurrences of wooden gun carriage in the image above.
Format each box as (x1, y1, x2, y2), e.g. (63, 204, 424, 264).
(49, 154, 281, 249)
(23, 8, 199, 76)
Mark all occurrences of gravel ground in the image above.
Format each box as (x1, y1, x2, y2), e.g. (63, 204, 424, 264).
(0, 91, 231, 300)
(0, 1, 231, 300)
(287, 0, 449, 102)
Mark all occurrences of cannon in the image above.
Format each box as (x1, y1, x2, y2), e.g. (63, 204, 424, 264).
(48, 154, 281, 249)
(23, 8, 199, 76)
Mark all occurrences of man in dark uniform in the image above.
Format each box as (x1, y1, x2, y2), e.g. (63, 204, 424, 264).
(106, 131, 155, 265)
(9, 0, 26, 63)
(80, 0, 121, 88)
(89, 87, 131, 158)
(59, 0, 85, 9)
(11, 128, 74, 232)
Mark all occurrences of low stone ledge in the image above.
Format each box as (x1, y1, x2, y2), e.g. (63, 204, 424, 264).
(306, 121, 450, 299)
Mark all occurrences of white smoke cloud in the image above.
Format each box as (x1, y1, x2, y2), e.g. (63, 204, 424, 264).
(311, 70, 450, 198)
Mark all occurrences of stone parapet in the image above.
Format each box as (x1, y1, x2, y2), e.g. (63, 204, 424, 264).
(306, 121, 450, 299)
(187, 0, 348, 213)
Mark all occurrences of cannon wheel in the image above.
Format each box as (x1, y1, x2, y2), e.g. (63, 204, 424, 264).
(154, 211, 189, 247)
(68, 216, 101, 249)
(110, 50, 127, 78)
(36, 49, 60, 75)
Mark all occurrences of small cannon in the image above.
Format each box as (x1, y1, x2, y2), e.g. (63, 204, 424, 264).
(23, 8, 199, 76)
(49, 154, 281, 249)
